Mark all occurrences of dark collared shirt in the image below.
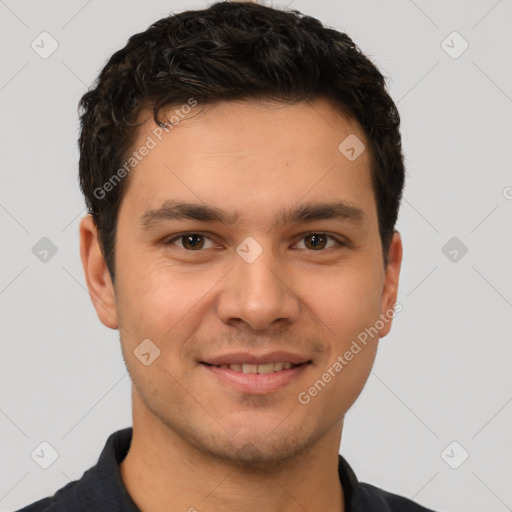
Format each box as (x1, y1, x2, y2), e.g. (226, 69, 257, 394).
(16, 428, 436, 512)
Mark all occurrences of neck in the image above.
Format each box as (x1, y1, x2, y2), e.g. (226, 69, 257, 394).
(120, 389, 345, 512)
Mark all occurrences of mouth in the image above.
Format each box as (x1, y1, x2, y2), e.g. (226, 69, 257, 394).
(201, 361, 307, 373)
(199, 360, 312, 394)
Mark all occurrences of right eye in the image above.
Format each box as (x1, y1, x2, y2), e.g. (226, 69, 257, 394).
(164, 233, 219, 251)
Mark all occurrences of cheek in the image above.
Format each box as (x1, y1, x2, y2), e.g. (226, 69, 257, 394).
(301, 265, 383, 404)
(298, 278, 381, 418)
(307, 264, 383, 338)
(115, 257, 222, 350)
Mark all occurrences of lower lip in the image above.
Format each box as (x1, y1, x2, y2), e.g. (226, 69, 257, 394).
(201, 363, 311, 394)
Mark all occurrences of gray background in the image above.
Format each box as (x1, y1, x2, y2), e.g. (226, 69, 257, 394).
(1, 1, 511, 511)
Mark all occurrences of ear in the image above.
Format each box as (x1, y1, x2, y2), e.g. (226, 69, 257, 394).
(79, 215, 118, 329)
(379, 230, 403, 338)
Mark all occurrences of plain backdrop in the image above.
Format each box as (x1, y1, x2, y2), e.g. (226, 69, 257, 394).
(1, 1, 511, 511)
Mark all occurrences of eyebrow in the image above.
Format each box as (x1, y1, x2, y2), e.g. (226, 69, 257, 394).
(139, 199, 367, 230)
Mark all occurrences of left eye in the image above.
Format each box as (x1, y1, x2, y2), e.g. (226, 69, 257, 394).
(294, 233, 343, 251)
(165, 233, 343, 251)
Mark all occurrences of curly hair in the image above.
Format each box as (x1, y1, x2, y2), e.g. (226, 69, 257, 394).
(78, 1, 404, 281)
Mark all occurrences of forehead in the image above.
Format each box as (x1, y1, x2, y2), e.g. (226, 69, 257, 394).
(119, 98, 376, 228)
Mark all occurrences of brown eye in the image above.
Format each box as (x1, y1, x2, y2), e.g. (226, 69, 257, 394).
(166, 233, 216, 251)
(296, 233, 342, 251)
(181, 234, 205, 250)
(304, 234, 327, 250)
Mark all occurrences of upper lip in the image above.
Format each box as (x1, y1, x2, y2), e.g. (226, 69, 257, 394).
(201, 351, 311, 366)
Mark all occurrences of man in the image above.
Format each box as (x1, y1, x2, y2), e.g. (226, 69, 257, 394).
(17, 1, 436, 511)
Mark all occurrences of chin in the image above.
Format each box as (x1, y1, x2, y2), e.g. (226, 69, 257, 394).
(193, 424, 315, 472)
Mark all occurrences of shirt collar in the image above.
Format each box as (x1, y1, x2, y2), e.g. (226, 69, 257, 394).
(77, 427, 140, 511)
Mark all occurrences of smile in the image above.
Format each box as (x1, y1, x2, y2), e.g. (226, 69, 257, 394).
(205, 362, 300, 373)
(201, 361, 311, 394)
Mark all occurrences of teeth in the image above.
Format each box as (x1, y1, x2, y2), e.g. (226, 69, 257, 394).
(256, 363, 275, 374)
(242, 364, 258, 374)
(215, 362, 300, 373)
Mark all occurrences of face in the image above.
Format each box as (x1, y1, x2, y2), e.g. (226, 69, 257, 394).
(81, 98, 402, 469)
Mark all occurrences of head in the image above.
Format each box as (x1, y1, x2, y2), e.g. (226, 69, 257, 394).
(79, 1, 404, 469)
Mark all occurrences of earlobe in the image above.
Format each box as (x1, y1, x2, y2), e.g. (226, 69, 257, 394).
(379, 230, 403, 338)
(79, 215, 119, 330)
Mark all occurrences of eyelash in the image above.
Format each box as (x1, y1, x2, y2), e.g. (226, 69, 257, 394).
(163, 232, 348, 252)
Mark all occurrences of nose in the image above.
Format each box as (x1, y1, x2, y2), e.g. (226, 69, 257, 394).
(216, 245, 301, 331)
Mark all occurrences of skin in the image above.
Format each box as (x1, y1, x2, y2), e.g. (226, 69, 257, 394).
(80, 98, 403, 512)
